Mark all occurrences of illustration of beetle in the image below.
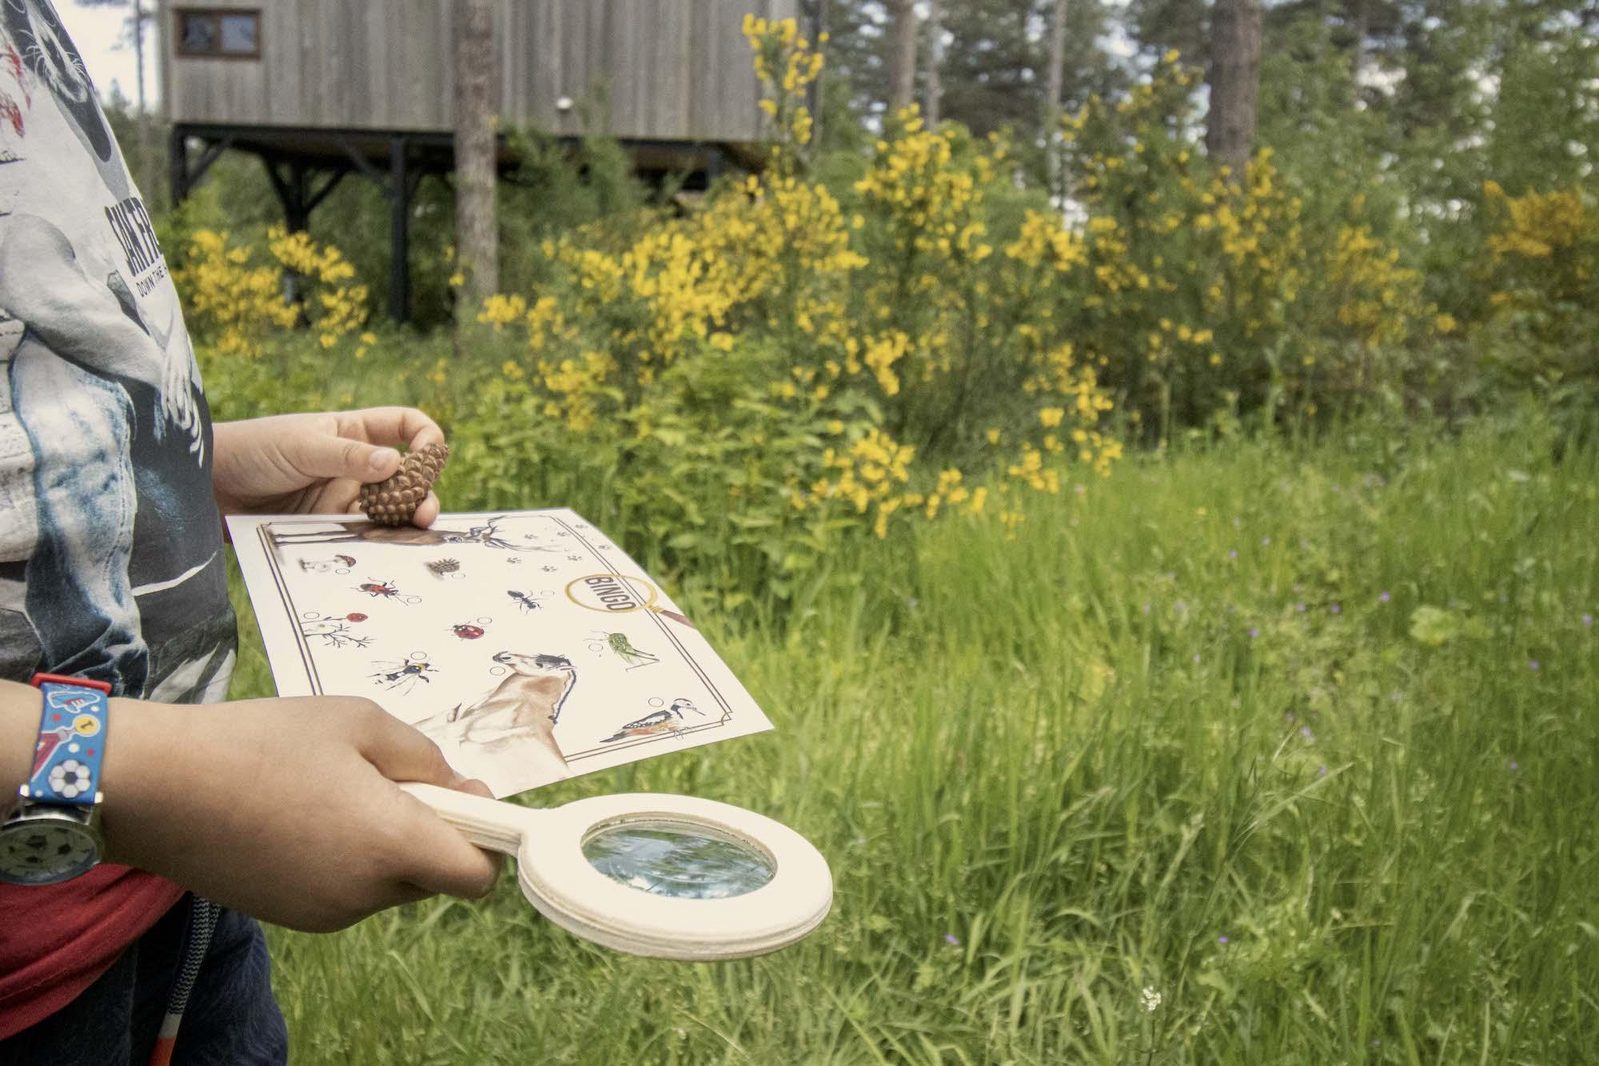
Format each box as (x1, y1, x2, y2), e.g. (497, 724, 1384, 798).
(451, 622, 486, 640)
(354, 579, 419, 604)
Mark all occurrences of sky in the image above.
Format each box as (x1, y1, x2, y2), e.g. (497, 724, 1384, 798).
(56, 3, 159, 108)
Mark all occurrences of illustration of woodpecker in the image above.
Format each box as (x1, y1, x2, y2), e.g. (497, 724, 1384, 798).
(601, 697, 702, 742)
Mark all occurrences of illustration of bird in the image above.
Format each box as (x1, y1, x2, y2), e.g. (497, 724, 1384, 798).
(602, 705, 687, 742)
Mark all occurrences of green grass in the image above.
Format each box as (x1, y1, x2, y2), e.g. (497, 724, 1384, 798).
(225, 414, 1598, 1064)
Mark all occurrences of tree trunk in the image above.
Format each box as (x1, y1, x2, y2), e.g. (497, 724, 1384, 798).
(1206, 0, 1262, 176)
(453, 0, 499, 328)
(1044, 0, 1068, 196)
(924, 0, 943, 125)
(131, 1, 155, 198)
(887, 0, 918, 115)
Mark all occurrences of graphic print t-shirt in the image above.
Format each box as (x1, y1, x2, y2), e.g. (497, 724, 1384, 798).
(0, 0, 237, 1038)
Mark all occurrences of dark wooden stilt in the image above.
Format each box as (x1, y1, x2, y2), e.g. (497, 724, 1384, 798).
(168, 126, 189, 208)
(389, 136, 411, 323)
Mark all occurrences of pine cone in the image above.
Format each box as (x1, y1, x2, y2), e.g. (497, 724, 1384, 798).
(360, 443, 449, 526)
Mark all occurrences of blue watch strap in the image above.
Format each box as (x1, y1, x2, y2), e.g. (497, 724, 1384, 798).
(25, 673, 113, 807)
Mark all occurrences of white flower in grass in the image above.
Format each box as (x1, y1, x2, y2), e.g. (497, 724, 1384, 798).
(1141, 986, 1162, 1013)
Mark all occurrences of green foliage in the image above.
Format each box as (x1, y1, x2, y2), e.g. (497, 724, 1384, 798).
(220, 413, 1599, 1064)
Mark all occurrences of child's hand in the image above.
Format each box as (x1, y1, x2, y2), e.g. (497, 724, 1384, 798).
(211, 408, 444, 525)
(100, 695, 501, 932)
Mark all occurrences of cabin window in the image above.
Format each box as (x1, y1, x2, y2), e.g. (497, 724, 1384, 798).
(175, 9, 261, 59)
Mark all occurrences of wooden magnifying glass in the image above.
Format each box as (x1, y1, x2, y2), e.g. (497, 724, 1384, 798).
(402, 784, 833, 960)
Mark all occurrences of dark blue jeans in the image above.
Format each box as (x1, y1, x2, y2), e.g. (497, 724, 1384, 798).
(0, 897, 287, 1065)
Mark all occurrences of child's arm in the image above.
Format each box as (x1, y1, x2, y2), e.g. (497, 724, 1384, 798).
(212, 407, 444, 523)
(2, 678, 499, 931)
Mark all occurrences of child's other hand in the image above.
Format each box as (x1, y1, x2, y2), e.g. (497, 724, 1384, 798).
(211, 408, 444, 525)
(100, 695, 501, 932)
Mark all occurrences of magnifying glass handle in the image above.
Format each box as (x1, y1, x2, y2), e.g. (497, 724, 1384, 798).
(400, 782, 535, 855)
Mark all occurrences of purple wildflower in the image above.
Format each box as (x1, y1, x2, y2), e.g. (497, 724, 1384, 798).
(1509, 758, 1519, 771)
(1317, 765, 1328, 777)
(1295, 602, 1307, 613)
(1529, 659, 1540, 671)
(1584, 613, 1593, 627)
(1217, 935, 1230, 945)
(1228, 549, 1238, 559)
(944, 933, 960, 946)
(1248, 627, 1259, 639)
(1329, 603, 1342, 615)
(1379, 591, 1391, 603)
(1300, 725, 1315, 742)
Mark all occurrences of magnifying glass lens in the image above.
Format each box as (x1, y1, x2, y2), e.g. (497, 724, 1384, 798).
(582, 820, 775, 900)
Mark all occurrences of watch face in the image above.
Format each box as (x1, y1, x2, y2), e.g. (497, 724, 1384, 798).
(0, 816, 100, 885)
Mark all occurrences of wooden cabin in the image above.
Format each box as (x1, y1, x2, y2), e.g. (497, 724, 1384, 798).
(157, 0, 806, 317)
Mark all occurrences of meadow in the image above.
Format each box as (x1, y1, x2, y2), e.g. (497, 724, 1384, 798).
(219, 409, 1597, 1065)
(160, 19, 1599, 1060)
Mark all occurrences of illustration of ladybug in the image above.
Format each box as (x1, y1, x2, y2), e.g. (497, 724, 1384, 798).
(346, 613, 367, 622)
(451, 623, 485, 640)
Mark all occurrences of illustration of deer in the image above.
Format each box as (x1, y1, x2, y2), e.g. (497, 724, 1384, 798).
(418, 652, 576, 777)
(266, 517, 559, 553)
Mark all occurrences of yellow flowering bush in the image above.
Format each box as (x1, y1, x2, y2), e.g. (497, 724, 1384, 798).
(1053, 51, 1442, 430)
(1476, 181, 1598, 387)
(174, 226, 369, 361)
(182, 22, 1595, 602)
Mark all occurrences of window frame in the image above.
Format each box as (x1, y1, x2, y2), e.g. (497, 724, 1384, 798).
(173, 8, 262, 60)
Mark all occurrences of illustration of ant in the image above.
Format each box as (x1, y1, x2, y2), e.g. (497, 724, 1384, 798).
(508, 589, 552, 613)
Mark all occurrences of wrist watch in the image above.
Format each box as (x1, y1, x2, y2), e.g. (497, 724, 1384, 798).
(0, 673, 113, 885)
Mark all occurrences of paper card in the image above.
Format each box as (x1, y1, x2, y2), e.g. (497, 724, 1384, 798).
(226, 509, 773, 798)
